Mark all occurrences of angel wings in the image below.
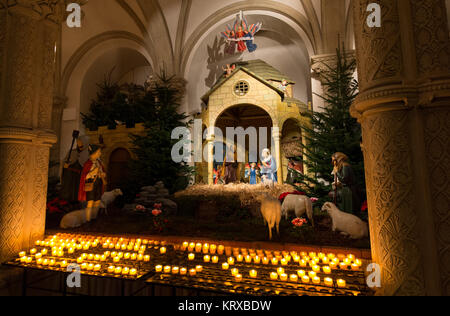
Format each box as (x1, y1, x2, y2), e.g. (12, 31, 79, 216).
(221, 11, 262, 53)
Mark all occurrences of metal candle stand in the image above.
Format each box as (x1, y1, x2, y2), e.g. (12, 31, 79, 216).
(3, 234, 372, 296)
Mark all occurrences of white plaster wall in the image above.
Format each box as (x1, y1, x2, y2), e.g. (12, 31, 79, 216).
(184, 13, 312, 116)
(61, 0, 142, 72)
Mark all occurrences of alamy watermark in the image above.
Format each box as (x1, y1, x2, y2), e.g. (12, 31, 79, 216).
(171, 119, 279, 165)
(66, 3, 81, 28)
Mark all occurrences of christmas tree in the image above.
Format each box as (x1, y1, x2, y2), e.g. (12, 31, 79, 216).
(129, 71, 194, 194)
(297, 47, 365, 206)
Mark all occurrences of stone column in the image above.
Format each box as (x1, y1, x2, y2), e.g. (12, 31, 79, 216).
(352, 0, 450, 296)
(207, 134, 215, 185)
(272, 127, 283, 184)
(0, 1, 63, 262)
(49, 96, 68, 179)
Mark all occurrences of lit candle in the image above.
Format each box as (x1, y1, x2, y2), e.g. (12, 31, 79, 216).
(322, 257, 329, 264)
(204, 255, 211, 263)
(254, 256, 261, 264)
(235, 274, 243, 282)
(36, 258, 43, 265)
(270, 272, 278, 280)
(94, 264, 101, 272)
(113, 257, 120, 263)
(340, 262, 348, 270)
(195, 243, 202, 253)
(324, 277, 333, 287)
(124, 253, 130, 260)
(189, 269, 197, 276)
(160, 247, 167, 255)
(188, 253, 195, 261)
(155, 265, 163, 273)
(227, 257, 235, 265)
(30, 249, 37, 255)
(236, 255, 243, 262)
(231, 268, 239, 277)
(108, 266, 115, 273)
(351, 264, 360, 271)
(210, 245, 217, 254)
(180, 268, 187, 275)
(172, 267, 180, 274)
(330, 262, 338, 269)
(137, 254, 144, 261)
(271, 258, 278, 265)
(262, 257, 269, 265)
(302, 276, 310, 284)
(312, 276, 321, 284)
(355, 259, 362, 267)
(130, 253, 137, 261)
(35, 253, 42, 259)
(299, 260, 307, 268)
(189, 243, 195, 251)
(202, 244, 209, 254)
(87, 254, 94, 260)
(249, 270, 257, 278)
(87, 263, 94, 271)
(222, 263, 229, 270)
(277, 267, 285, 275)
(212, 256, 219, 264)
(309, 271, 317, 279)
(80, 263, 87, 270)
(323, 266, 331, 274)
(26, 257, 33, 264)
(297, 270, 306, 277)
(164, 266, 171, 274)
(217, 245, 225, 255)
(144, 255, 150, 262)
(182, 242, 189, 251)
(337, 279, 346, 288)
(196, 265, 203, 273)
(19, 251, 26, 258)
(280, 258, 288, 266)
(280, 274, 288, 282)
(114, 267, 122, 274)
(130, 268, 137, 276)
(312, 265, 321, 273)
(77, 257, 83, 264)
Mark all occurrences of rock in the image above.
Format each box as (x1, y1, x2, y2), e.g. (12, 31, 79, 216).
(123, 204, 138, 212)
(156, 189, 170, 198)
(155, 181, 165, 190)
(156, 198, 178, 215)
(141, 186, 157, 194)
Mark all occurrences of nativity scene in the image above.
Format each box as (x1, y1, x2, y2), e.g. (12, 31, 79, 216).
(0, 0, 449, 298)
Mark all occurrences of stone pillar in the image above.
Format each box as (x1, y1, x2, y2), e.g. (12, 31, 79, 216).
(49, 96, 68, 179)
(352, 0, 450, 296)
(273, 127, 283, 184)
(207, 135, 215, 185)
(0, 1, 63, 262)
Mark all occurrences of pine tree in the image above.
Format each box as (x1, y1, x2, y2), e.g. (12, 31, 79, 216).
(129, 71, 194, 194)
(297, 47, 365, 204)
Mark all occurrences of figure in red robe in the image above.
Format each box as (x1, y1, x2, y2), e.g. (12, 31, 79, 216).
(78, 145, 106, 222)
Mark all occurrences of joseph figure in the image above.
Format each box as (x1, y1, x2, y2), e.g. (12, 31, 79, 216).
(331, 152, 361, 214)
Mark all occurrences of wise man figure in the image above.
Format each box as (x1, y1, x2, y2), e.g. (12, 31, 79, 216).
(78, 145, 107, 222)
(261, 148, 278, 183)
(330, 152, 361, 214)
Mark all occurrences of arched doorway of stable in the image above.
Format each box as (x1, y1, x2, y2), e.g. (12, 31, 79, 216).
(281, 118, 304, 183)
(108, 148, 132, 191)
(215, 104, 274, 182)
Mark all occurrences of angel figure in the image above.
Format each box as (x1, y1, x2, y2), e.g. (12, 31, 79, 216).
(221, 11, 262, 54)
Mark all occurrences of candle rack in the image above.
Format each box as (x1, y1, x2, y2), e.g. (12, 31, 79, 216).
(3, 233, 372, 296)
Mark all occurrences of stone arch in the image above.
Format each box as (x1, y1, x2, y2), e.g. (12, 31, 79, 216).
(211, 101, 277, 130)
(61, 31, 155, 96)
(181, 0, 318, 75)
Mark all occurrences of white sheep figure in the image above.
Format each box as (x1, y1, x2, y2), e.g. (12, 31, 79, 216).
(60, 210, 87, 229)
(99, 189, 123, 215)
(281, 195, 315, 227)
(259, 194, 282, 240)
(322, 202, 368, 239)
